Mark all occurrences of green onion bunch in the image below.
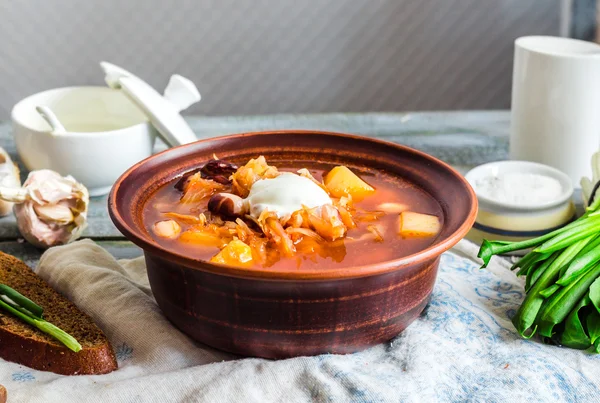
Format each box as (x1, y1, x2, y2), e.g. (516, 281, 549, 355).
(478, 196, 600, 350)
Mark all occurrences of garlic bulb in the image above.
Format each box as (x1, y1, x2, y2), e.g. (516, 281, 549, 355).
(0, 148, 20, 217)
(0, 170, 89, 248)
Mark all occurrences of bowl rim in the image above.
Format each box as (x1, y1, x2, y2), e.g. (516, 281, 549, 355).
(109, 130, 478, 280)
(11, 86, 151, 136)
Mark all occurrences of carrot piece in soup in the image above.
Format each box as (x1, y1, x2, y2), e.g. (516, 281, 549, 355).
(210, 239, 254, 267)
(324, 166, 374, 201)
(399, 211, 441, 237)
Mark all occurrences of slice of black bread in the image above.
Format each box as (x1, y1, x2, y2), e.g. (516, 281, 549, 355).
(0, 251, 117, 375)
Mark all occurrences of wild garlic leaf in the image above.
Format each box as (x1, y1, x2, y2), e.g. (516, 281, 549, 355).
(586, 309, 600, 345)
(560, 295, 592, 350)
(589, 276, 600, 314)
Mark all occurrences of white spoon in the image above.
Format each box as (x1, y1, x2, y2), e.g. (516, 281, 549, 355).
(36, 105, 67, 135)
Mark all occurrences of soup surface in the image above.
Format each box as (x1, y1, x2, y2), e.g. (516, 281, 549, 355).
(143, 157, 443, 272)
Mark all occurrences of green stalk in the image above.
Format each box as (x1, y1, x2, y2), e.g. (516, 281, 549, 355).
(35, 321, 82, 352)
(0, 298, 81, 352)
(535, 216, 600, 253)
(511, 239, 589, 337)
(587, 195, 600, 214)
(517, 261, 537, 278)
(560, 233, 600, 277)
(526, 252, 559, 292)
(537, 261, 600, 337)
(0, 284, 44, 319)
(511, 251, 543, 272)
(478, 217, 596, 267)
(516, 251, 553, 277)
(479, 240, 543, 268)
(540, 284, 561, 298)
(558, 246, 600, 286)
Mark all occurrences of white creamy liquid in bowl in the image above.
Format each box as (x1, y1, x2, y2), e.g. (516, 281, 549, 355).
(473, 172, 563, 207)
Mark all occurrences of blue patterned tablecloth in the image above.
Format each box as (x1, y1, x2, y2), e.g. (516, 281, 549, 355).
(3, 240, 598, 403)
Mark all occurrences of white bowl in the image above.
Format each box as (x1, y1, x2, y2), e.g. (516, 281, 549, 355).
(464, 161, 575, 246)
(12, 87, 158, 196)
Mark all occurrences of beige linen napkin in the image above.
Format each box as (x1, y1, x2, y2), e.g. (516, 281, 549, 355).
(2, 239, 600, 402)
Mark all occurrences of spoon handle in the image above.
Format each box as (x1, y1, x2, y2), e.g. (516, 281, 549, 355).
(36, 105, 67, 134)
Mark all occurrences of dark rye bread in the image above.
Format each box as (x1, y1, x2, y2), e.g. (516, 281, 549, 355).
(0, 252, 117, 375)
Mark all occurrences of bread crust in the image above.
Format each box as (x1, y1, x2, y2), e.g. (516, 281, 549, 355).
(0, 326, 117, 375)
(0, 252, 118, 375)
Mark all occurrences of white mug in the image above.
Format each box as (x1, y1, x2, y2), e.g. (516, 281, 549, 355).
(510, 36, 600, 185)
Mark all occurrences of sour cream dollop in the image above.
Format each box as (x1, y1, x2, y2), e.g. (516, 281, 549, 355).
(246, 172, 332, 218)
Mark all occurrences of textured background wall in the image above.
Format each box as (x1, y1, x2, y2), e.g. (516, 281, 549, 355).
(0, 0, 560, 118)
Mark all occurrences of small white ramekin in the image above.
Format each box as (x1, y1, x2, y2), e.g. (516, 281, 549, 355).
(464, 161, 575, 245)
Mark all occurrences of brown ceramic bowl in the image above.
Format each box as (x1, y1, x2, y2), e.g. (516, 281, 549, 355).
(109, 130, 477, 358)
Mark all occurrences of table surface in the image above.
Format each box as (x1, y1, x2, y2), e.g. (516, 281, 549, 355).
(0, 111, 509, 266)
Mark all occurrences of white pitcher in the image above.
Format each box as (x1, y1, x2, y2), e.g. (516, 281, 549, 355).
(510, 36, 600, 185)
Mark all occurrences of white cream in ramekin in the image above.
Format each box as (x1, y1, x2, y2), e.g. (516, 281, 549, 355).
(465, 161, 574, 245)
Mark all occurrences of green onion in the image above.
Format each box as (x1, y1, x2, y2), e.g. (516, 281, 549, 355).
(511, 240, 586, 337)
(0, 284, 81, 352)
(511, 250, 542, 272)
(537, 261, 600, 337)
(0, 284, 44, 319)
(540, 284, 560, 298)
(534, 216, 600, 253)
(478, 216, 598, 267)
(515, 251, 553, 277)
(558, 245, 600, 285)
(525, 252, 559, 292)
(560, 234, 600, 277)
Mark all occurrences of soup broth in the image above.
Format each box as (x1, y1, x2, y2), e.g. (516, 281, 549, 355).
(143, 158, 443, 272)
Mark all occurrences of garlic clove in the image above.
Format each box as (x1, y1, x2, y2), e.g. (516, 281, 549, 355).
(33, 203, 74, 225)
(25, 170, 79, 205)
(14, 202, 68, 248)
(0, 147, 20, 217)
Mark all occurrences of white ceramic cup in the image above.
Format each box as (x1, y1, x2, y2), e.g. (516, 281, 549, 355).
(510, 36, 600, 185)
(12, 87, 158, 196)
